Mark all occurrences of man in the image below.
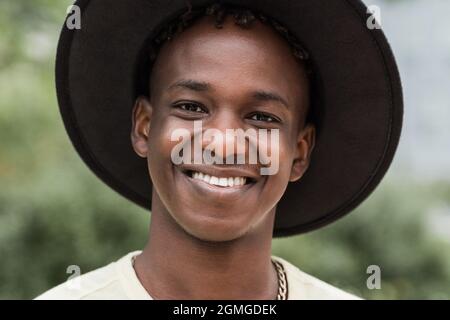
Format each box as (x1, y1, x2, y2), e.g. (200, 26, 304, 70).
(36, 0, 402, 300)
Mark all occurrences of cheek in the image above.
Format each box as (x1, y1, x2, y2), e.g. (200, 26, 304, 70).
(278, 139, 294, 175)
(258, 134, 295, 205)
(259, 130, 294, 177)
(146, 118, 181, 186)
(148, 116, 190, 160)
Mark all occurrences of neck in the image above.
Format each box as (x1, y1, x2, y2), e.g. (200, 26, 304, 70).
(133, 193, 278, 300)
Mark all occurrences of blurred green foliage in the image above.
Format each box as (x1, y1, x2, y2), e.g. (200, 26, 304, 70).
(0, 0, 449, 299)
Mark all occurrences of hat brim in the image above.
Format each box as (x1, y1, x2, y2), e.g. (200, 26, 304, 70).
(56, 0, 403, 237)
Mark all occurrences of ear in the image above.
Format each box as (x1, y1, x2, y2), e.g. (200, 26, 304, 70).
(289, 123, 316, 182)
(131, 96, 153, 158)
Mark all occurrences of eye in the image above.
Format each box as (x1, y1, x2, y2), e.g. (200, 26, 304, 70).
(249, 113, 280, 123)
(174, 102, 207, 114)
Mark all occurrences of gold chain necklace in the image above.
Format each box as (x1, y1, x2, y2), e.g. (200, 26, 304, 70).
(131, 255, 288, 300)
(272, 258, 288, 300)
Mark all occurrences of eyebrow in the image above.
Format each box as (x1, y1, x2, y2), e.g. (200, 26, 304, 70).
(168, 79, 289, 109)
(168, 79, 212, 92)
(252, 90, 289, 110)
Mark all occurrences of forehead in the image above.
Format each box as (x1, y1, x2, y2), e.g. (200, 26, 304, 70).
(150, 15, 309, 107)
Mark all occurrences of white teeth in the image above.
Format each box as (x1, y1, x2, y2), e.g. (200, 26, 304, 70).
(210, 176, 218, 185)
(190, 171, 248, 187)
(218, 177, 228, 187)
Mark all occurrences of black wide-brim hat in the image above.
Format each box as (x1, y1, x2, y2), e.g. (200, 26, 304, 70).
(56, 0, 403, 237)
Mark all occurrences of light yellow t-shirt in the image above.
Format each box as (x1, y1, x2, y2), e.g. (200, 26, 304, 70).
(35, 251, 360, 300)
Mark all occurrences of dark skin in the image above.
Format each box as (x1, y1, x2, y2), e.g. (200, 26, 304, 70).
(130, 15, 315, 300)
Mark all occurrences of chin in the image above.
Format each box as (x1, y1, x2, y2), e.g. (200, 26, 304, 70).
(179, 215, 251, 243)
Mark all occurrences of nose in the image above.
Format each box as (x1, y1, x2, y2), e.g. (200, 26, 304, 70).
(198, 110, 254, 164)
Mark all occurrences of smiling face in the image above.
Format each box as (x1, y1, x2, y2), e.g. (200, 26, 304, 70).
(132, 15, 315, 242)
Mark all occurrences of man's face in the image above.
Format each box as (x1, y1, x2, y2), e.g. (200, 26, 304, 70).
(132, 15, 315, 241)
